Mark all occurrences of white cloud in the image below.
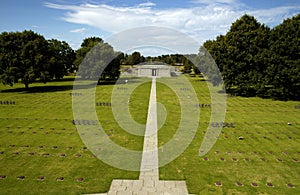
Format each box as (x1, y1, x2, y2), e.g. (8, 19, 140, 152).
(70, 27, 86, 33)
(137, 2, 156, 7)
(44, 1, 300, 54)
(248, 6, 300, 26)
(31, 25, 48, 29)
(191, 0, 238, 5)
(106, 26, 200, 56)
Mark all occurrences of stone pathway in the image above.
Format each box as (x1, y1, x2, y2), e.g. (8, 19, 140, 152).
(93, 77, 193, 195)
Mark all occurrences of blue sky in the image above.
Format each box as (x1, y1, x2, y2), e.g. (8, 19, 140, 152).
(0, 0, 299, 55)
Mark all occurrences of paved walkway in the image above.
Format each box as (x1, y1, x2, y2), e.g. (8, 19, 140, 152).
(93, 77, 193, 195)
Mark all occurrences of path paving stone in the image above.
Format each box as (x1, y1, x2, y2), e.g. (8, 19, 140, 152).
(87, 77, 194, 195)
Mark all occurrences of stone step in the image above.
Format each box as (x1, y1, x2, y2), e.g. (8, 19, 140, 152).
(106, 179, 190, 195)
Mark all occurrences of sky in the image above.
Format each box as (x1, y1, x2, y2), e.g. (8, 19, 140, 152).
(0, 0, 299, 55)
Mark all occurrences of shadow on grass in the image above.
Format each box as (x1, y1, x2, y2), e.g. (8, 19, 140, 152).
(225, 88, 300, 101)
(1, 85, 76, 93)
(1, 78, 147, 93)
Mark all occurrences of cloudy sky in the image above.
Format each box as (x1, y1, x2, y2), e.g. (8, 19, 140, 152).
(0, 0, 299, 55)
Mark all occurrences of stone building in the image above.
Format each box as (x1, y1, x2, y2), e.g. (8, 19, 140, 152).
(136, 64, 172, 77)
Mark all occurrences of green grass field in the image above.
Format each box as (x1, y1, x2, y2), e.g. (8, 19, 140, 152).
(0, 76, 299, 194)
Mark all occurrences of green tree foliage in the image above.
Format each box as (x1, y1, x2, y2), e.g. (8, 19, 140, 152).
(131, 51, 144, 65)
(75, 37, 123, 81)
(194, 46, 221, 86)
(0, 30, 49, 88)
(267, 14, 300, 99)
(102, 52, 124, 80)
(48, 39, 75, 80)
(145, 54, 199, 74)
(205, 15, 270, 93)
(0, 31, 76, 88)
(203, 14, 299, 99)
(122, 51, 145, 65)
(183, 54, 200, 75)
(73, 37, 102, 70)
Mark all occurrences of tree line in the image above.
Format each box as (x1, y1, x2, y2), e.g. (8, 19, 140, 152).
(0, 30, 194, 89)
(0, 31, 124, 88)
(0, 14, 299, 100)
(130, 14, 299, 100)
(0, 31, 75, 88)
(202, 14, 299, 100)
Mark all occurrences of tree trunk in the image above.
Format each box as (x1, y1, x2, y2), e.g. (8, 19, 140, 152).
(25, 82, 29, 89)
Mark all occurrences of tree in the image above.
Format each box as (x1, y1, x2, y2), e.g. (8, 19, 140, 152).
(75, 37, 123, 81)
(267, 14, 300, 99)
(183, 57, 192, 74)
(202, 14, 299, 99)
(73, 37, 103, 70)
(132, 51, 144, 65)
(0, 30, 49, 88)
(203, 15, 270, 95)
(102, 52, 123, 80)
(183, 54, 200, 75)
(123, 51, 144, 65)
(194, 46, 221, 85)
(47, 39, 75, 80)
(204, 35, 233, 88)
(225, 15, 270, 94)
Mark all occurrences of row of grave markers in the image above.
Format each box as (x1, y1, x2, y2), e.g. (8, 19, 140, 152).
(5, 96, 298, 111)
(29, 100, 219, 110)
(3, 93, 299, 109)
(194, 103, 211, 108)
(3, 117, 70, 121)
(202, 156, 299, 162)
(5, 145, 87, 149)
(210, 122, 235, 128)
(5, 145, 88, 150)
(70, 92, 82, 96)
(71, 120, 236, 128)
(4, 126, 67, 130)
(96, 102, 111, 106)
(116, 87, 128, 90)
(0, 175, 84, 182)
(0, 175, 295, 188)
(3, 146, 299, 155)
(0, 100, 15, 105)
(0, 145, 94, 158)
(211, 150, 300, 155)
(3, 151, 299, 162)
(214, 181, 295, 188)
(3, 144, 299, 162)
(9, 152, 85, 158)
(180, 87, 190, 91)
(5, 131, 68, 135)
(72, 119, 98, 125)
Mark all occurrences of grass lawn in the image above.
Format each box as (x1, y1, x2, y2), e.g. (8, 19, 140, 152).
(158, 76, 300, 195)
(0, 75, 299, 194)
(0, 77, 145, 194)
